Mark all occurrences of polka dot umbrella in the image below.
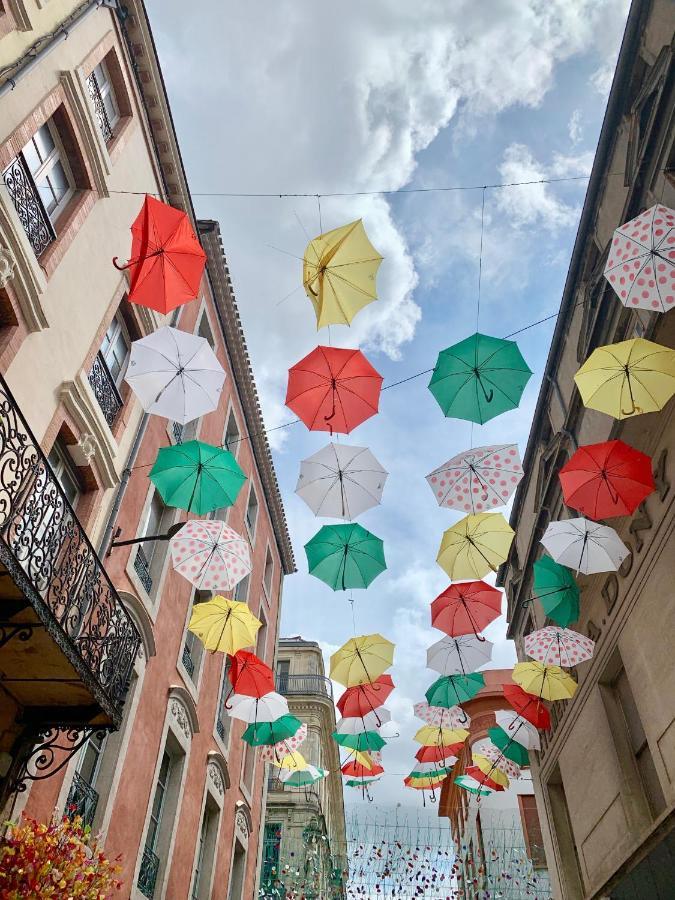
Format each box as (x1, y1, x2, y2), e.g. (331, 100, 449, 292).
(170, 519, 251, 591)
(413, 702, 471, 729)
(426, 444, 523, 513)
(524, 626, 595, 668)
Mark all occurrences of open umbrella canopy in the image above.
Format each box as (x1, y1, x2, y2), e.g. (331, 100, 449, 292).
(242, 714, 303, 747)
(151, 440, 246, 514)
(341, 749, 382, 771)
(437, 513, 514, 580)
(413, 725, 470, 746)
(408, 764, 451, 780)
(258, 724, 308, 762)
(488, 726, 530, 766)
(428, 333, 532, 424)
(303, 219, 383, 328)
(532, 556, 580, 627)
(472, 755, 513, 785)
(513, 662, 578, 702)
(337, 675, 395, 718)
(503, 684, 551, 730)
(330, 634, 395, 687)
(454, 775, 493, 796)
(188, 596, 260, 654)
(430, 580, 502, 637)
(416, 743, 464, 764)
(426, 444, 523, 513)
(332, 730, 386, 752)
(227, 650, 275, 698)
(279, 766, 328, 787)
(494, 710, 541, 751)
(404, 775, 446, 791)
(465, 765, 507, 792)
(541, 517, 629, 574)
(286, 346, 383, 434)
(296, 442, 388, 520)
(114, 195, 207, 313)
(603, 204, 675, 312)
(342, 761, 385, 778)
(272, 751, 306, 770)
(413, 702, 470, 730)
(346, 777, 382, 788)
(574, 337, 675, 419)
(425, 673, 486, 708)
(426, 634, 493, 676)
(170, 520, 251, 592)
(524, 626, 595, 668)
(473, 740, 522, 779)
(228, 692, 289, 724)
(305, 523, 386, 591)
(125, 326, 225, 424)
(335, 708, 391, 735)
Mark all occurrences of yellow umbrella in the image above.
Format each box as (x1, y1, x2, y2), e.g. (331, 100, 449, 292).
(272, 751, 306, 770)
(472, 755, 510, 787)
(330, 633, 395, 687)
(303, 220, 383, 328)
(437, 513, 515, 580)
(512, 661, 578, 701)
(574, 338, 675, 419)
(413, 726, 469, 746)
(187, 595, 260, 654)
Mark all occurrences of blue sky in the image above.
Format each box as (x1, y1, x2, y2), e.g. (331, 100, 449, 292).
(149, 0, 630, 805)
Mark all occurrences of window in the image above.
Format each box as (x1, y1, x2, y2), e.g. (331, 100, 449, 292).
(233, 573, 249, 603)
(262, 823, 281, 887)
(216, 660, 232, 746)
(263, 547, 274, 598)
(245, 486, 258, 539)
(146, 752, 171, 854)
(519, 795, 547, 869)
(135, 490, 172, 595)
(228, 839, 247, 900)
(191, 798, 219, 900)
(89, 312, 128, 428)
(47, 439, 82, 510)
(197, 311, 215, 350)
(86, 59, 119, 143)
(276, 659, 290, 693)
(224, 409, 241, 457)
(242, 739, 255, 793)
(100, 314, 130, 387)
(171, 417, 198, 446)
(182, 591, 208, 682)
(65, 731, 106, 828)
(255, 607, 268, 664)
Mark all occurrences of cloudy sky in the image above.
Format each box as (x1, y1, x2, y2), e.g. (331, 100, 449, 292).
(148, 0, 630, 805)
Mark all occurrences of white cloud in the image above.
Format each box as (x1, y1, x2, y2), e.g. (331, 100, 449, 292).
(568, 108, 583, 144)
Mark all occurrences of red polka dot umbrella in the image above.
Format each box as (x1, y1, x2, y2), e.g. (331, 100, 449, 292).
(430, 581, 502, 637)
(472, 739, 522, 779)
(524, 626, 595, 668)
(258, 723, 308, 763)
(169, 519, 251, 591)
(413, 702, 471, 729)
(603, 204, 675, 312)
(426, 444, 523, 513)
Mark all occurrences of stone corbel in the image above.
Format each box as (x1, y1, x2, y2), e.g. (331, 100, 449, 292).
(0, 198, 49, 332)
(0, 243, 16, 289)
(59, 372, 121, 489)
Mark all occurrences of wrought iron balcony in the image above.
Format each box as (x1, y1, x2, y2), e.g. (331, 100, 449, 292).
(171, 421, 184, 444)
(64, 770, 99, 830)
(276, 674, 333, 699)
(134, 545, 153, 593)
(2, 155, 55, 257)
(88, 352, 124, 428)
(85, 70, 114, 143)
(138, 845, 160, 899)
(182, 642, 195, 678)
(216, 715, 226, 741)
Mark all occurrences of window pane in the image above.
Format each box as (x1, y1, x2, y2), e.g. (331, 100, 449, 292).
(143, 493, 165, 563)
(103, 91, 118, 125)
(47, 442, 81, 508)
(36, 175, 56, 213)
(93, 62, 108, 89)
(22, 140, 42, 176)
(233, 574, 249, 602)
(34, 124, 55, 162)
(47, 161, 69, 205)
(224, 412, 240, 455)
(78, 732, 106, 785)
(246, 489, 258, 534)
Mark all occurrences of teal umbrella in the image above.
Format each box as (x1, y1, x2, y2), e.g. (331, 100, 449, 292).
(150, 440, 246, 514)
(425, 673, 485, 708)
(305, 524, 386, 591)
(532, 555, 580, 627)
(242, 714, 302, 747)
(279, 766, 328, 787)
(488, 726, 530, 766)
(428, 333, 532, 424)
(332, 730, 386, 752)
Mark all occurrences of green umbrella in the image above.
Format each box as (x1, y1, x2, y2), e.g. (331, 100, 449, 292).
(332, 730, 386, 752)
(305, 524, 386, 591)
(345, 777, 381, 787)
(150, 440, 246, 515)
(425, 673, 485, 708)
(533, 555, 580, 627)
(488, 726, 530, 766)
(242, 714, 302, 747)
(428, 333, 532, 424)
(280, 766, 327, 787)
(408, 767, 450, 780)
(454, 775, 491, 796)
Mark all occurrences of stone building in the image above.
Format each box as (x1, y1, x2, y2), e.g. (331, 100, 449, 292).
(0, 3, 294, 898)
(498, 1, 675, 897)
(261, 636, 347, 899)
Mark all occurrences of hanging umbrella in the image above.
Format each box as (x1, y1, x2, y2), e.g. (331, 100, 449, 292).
(454, 775, 493, 796)
(416, 743, 464, 764)
(404, 775, 446, 791)
(170, 520, 251, 592)
(426, 674, 485, 708)
(472, 755, 513, 786)
(342, 761, 384, 778)
(305, 523, 386, 591)
(258, 724, 308, 762)
(303, 219, 383, 328)
(330, 634, 395, 687)
(332, 731, 386, 752)
(113, 194, 207, 313)
(272, 751, 306, 770)
(228, 692, 289, 724)
(428, 333, 532, 424)
(512, 662, 578, 702)
(286, 346, 383, 434)
(558, 440, 655, 520)
(532, 556, 580, 628)
(426, 444, 523, 513)
(494, 710, 541, 751)
(414, 726, 469, 747)
(603, 204, 675, 312)
(541, 517, 629, 574)
(340, 749, 382, 772)
(410, 760, 456, 776)
(465, 765, 506, 792)
(430, 581, 502, 637)
(337, 675, 395, 718)
(296, 443, 388, 519)
(437, 513, 514, 580)
(345, 777, 382, 788)
(242, 714, 303, 746)
(125, 326, 225, 424)
(227, 650, 275, 698)
(473, 740, 522, 779)
(503, 684, 551, 730)
(426, 635, 493, 676)
(150, 440, 246, 514)
(488, 727, 530, 766)
(187, 596, 260, 654)
(574, 337, 675, 419)
(335, 709, 391, 735)
(413, 703, 471, 730)
(524, 626, 595, 668)
(279, 766, 328, 787)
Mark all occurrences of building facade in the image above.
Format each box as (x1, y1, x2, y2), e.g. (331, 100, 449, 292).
(261, 637, 347, 899)
(498, 2, 675, 898)
(439, 670, 550, 899)
(0, 3, 294, 899)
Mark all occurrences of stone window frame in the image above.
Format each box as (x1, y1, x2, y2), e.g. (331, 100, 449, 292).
(213, 657, 233, 756)
(223, 399, 242, 462)
(261, 542, 274, 606)
(0, 2, 18, 39)
(177, 587, 210, 702)
(188, 758, 228, 900)
(226, 801, 253, 900)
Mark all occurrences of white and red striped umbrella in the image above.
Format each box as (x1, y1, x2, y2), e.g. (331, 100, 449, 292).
(258, 723, 308, 762)
(472, 739, 522, 779)
(426, 444, 523, 514)
(413, 702, 470, 729)
(170, 519, 251, 591)
(335, 709, 391, 735)
(494, 710, 541, 751)
(524, 626, 595, 668)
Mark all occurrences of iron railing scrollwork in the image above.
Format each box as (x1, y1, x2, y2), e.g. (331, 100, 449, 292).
(134, 545, 153, 593)
(64, 770, 99, 830)
(138, 845, 160, 899)
(88, 352, 123, 428)
(12, 726, 107, 794)
(276, 674, 333, 699)
(0, 374, 140, 721)
(85, 70, 114, 143)
(182, 643, 195, 678)
(2, 155, 55, 257)
(171, 421, 184, 444)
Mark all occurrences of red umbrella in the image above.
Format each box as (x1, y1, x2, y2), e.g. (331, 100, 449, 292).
(415, 742, 464, 763)
(227, 650, 275, 698)
(113, 195, 206, 313)
(558, 440, 655, 520)
(286, 346, 383, 434)
(465, 765, 505, 792)
(337, 674, 395, 719)
(503, 684, 551, 730)
(341, 760, 385, 778)
(430, 581, 502, 637)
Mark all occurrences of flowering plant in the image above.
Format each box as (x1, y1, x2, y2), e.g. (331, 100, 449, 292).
(0, 812, 122, 898)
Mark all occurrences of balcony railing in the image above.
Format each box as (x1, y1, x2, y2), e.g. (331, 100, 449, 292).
(2, 155, 55, 257)
(88, 352, 123, 428)
(276, 674, 333, 699)
(0, 374, 140, 722)
(65, 770, 99, 830)
(171, 421, 184, 444)
(85, 70, 114, 143)
(134, 545, 153, 593)
(182, 643, 195, 678)
(137, 845, 160, 899)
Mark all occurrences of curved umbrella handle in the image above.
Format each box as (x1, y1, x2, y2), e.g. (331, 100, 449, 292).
(112, 256, 132, 271)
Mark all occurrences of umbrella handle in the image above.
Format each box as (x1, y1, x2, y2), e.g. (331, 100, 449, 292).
(621, 402, 641, 416)
(112, 256, 132, 271)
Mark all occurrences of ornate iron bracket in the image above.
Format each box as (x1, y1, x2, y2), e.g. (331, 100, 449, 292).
(0, 622, 40, 650)
(11, 726, 110, 794)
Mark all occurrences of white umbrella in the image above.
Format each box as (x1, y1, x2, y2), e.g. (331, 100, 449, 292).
(295, 443, 388, 519)
(494, 710, 541, 751)
(426, 444, 523, 513)
(472, 739, 522, 779)
(335, 709, 391, 735)
(541, 517, 629, 574)
(228, 692, 289, 724)
(426, 634, 493, 676)
(259, 724, 308, 763)
(410, 761, 455, 776)
(125, 325, 225, 424)
(413, 702, 470, 729)
(524, 626, 595, 668)
(170, 520, 251, 591)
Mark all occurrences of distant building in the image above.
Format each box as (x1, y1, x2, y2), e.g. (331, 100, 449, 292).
(260, 636, 347, 899)
(439, 670, 550, 899)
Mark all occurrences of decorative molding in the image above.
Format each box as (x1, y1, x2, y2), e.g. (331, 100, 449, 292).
(59, 372, 121, 489)
(206, 750, 230, 798)
(0, 197, 48, 331)
(68, 432, 97, 466)
(59, 70, 111, 196)
(170, 699, 191, 740)
(167, 684, 199, 736)
(0, 243, 16, 288)
(234, 800, 252, 845)
(118, 590, 156, 660)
